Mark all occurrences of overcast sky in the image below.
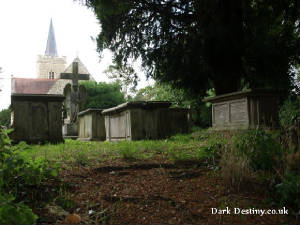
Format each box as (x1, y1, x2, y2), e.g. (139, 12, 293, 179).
(0, 0, 153, 110)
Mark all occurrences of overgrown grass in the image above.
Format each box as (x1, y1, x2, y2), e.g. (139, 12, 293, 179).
(19, 133, 211, 167)
(16, 128, 300, 214)
(214, 128, 300, 213)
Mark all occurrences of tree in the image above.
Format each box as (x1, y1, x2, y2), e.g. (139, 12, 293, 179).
(134, 83, 188, 107)
(80, 81, 126, 109)
(84, 0, 299, 96)
(0, 108, 11, 127)
(134, 83, 211, 127)
(104, 62, 140, 95)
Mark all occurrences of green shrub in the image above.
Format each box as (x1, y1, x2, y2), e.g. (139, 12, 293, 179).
(0, 127, 59, 224)
(275, 171, 300, 211)
(234, 129, 282, 171)
(0, 108, 11, 127)
(279, 96, 299, 128)
(203, 139, 223, 167)
(0, 194, 37, 225)
(81, 81, 126, 110)
(0, 147, 59, 195)
(197, 103, 212, 128)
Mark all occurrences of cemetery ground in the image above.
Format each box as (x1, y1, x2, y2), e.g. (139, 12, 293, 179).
(1, 129, 299, 225)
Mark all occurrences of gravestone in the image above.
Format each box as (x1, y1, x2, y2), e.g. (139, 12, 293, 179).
(102, 101, 190, 141)
(11, 93, 64, 143)
(77, 108, 106, 141)
(204, 89, 280, 130)
(60, 62, 88, 138)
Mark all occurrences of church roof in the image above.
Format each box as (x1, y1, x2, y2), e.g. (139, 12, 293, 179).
(12, 78, 57, 94)
(45, 19, 58, 57)
(63, 57, 89, 74)
(62, 57, 96, 81)
(11, 78, 72, 96)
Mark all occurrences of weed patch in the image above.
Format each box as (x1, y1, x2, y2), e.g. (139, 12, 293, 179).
(0, 127, 60, 224)
(119, 141, 140, 161)
(234, 129, 283, 171)
(220, 148, 254, 192)
(275, 171, 300, 211)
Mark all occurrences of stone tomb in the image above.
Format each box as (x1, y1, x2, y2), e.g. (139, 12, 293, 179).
(102, 101, 190, 141)
(204, 89, 280, 129)
(77, 108, 106, 141)
(11, 93, 64, 143)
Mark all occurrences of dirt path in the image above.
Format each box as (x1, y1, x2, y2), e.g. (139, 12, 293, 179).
(43, 160, 296, 225)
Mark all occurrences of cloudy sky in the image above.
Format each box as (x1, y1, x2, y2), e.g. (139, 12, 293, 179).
(0, 0, 153, 110)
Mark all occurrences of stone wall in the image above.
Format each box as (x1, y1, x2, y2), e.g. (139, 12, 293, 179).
(11, 94, 64, 143)
(37, 55, 66, 79)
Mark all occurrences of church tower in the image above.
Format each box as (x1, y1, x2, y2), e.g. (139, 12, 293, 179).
(37, 19, 66, 79)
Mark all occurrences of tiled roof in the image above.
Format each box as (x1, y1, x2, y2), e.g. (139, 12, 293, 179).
(12, 78, 57, 94)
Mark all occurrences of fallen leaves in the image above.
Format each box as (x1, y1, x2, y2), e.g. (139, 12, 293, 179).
(41, 159, 295, 225)
(65, 214, 81, 224)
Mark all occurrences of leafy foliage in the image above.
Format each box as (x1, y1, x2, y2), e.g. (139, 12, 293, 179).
(0, 127, 59, 225)
(104, 62, 140, 95)
(134, 83, 211, 127)
(81, 81, 126, 109)
(279, 96, 299, 128)
(84, 0, 299, 96)
(234, 129, 282, 171)
(0, 194, 37, 225)
(0, 108, 11, 127)
(134, 83, 189, 107)
(275, 171, 300, 211)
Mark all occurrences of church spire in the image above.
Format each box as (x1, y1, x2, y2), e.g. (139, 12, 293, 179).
(45, 19, 58, 57)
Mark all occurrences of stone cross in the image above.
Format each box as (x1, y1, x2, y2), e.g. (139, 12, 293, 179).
(60, 61, 90, 85)
(61, 62, 88, 124)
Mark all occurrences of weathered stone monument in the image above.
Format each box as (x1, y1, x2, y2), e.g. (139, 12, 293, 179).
(11, 93, 64, 143)
(204, 89, 280, 130)
(61, 62, 88, 138)
(102, 101, 190, 141)
(77, 109, 106, 141)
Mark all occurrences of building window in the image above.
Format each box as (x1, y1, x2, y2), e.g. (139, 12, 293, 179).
(48, 71, 55, 79)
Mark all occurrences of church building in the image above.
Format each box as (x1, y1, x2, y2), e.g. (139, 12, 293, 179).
(12, 19, 95, 96)
(37, 19, 67, 80)
(10, 19, 96, 142)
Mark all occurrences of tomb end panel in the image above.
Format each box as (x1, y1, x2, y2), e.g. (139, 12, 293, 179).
(213, 103, 229, 126)
(105, 110, 131, 141)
